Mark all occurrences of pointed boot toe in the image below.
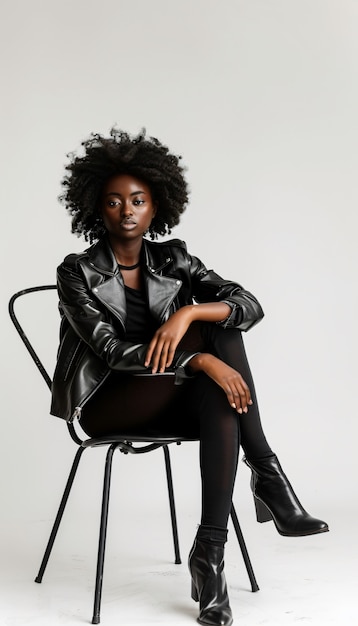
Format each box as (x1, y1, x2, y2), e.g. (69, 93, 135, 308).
(245, 455, 329, 537)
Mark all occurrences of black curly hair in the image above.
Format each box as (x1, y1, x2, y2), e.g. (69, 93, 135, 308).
(60, 128, 189, 243)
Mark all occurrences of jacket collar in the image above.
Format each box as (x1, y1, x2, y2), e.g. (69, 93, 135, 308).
(84, 236, 181, 325)
(87, 236, 118, 276)
(87, 236, 173, 276)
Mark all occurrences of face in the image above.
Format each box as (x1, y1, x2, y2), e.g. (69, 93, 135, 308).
(100, 174, 156, 242)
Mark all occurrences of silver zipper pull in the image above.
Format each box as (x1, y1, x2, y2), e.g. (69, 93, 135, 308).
(69, 406, 82, 423)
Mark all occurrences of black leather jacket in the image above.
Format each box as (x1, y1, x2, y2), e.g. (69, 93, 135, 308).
(51, 236, 264, 422)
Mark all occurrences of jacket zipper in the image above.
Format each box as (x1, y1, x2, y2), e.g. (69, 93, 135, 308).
(67, 370, 111, 423)
(149, 257, 172, 274)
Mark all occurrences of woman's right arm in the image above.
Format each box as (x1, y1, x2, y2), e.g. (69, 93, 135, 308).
(57, 256, 198, 376)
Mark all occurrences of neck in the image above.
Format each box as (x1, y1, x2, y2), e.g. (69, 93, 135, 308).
(109, 236, 143, 266)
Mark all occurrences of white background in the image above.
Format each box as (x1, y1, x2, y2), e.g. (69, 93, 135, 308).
(1, 1, 357, 624)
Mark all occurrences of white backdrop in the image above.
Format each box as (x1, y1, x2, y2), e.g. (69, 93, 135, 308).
(1, 0, 357, 559)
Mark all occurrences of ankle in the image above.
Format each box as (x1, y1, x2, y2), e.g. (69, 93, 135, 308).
(244, 451, 276, 462)
(197, 524, 228, 547)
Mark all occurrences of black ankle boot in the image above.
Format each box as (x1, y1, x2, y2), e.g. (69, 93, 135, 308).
(189, 536, 233, 626)
(244, 454, 329, 537)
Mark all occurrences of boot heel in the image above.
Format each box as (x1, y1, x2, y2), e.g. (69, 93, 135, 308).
(254, 496, 273, 523)
(191, 580, 199, 602)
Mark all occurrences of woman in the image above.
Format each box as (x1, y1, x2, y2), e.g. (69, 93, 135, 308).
(51, 129, 328, 626)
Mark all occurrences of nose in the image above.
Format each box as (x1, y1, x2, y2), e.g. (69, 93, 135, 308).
(121, 200, 133, 216)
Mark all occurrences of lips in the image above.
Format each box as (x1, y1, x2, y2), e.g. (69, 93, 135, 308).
(120, 219, 137, 228)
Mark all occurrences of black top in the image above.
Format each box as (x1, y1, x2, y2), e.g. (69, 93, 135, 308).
(124, 285, 159, 343)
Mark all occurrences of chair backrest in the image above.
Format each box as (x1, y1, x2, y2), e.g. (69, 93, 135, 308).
(8, 285, 83, 445)
(9, 286, 57, 389)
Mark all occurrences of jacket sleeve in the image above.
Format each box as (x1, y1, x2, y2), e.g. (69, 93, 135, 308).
(57, 255, 197, 377)
(184, 249, 264, 331)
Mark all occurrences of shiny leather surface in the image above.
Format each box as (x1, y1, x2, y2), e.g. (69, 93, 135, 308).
(51, 236, 264, 422)
(244, 455, 329, 536)
(189, 539, 233, 626)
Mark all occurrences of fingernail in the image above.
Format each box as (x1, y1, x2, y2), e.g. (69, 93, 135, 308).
(238, 408, 243, 414)
(231, 403, 236, 409)
(249, 400, 253, 405)
(243, 407, 248, 413)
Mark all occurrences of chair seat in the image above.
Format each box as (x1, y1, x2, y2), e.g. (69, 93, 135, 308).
(81, 434, 198, 449)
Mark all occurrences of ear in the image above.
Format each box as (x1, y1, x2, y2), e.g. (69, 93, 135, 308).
(152, 202, 158, 218)
(95, 204, 104, 226)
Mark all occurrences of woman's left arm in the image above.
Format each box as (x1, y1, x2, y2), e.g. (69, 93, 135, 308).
(188, 251, 264, 331)
(145, 243, 264, 373)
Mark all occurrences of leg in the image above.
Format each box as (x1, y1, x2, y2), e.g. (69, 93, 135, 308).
(182, 374, 240, 626)
(35, 446, 86, 583)
(92, 443, 118, 625)
(201, 324, 273, 459)
(80, 373, 182, 437)
(201, 323, 329, 537)
(190, 372, 241, 528)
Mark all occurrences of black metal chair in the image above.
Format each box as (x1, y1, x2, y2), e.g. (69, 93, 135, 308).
(9, 285, 259, 624)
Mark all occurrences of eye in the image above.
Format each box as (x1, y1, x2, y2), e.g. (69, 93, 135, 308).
(108, 199, 121, 207)
(133, 198, 145, 206)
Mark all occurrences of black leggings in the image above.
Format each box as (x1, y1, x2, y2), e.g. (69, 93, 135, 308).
(81, 324, 273, 528)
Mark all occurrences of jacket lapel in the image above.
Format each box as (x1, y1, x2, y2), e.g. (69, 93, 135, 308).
(79, 237, 183, 328)
(143, 240, 182, 323)
(145, 271, 182, 323)
(79, 238, 127, 329)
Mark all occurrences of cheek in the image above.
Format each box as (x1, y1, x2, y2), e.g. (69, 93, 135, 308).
(144, 207, 155, 224)
(100, 211, 113, 230)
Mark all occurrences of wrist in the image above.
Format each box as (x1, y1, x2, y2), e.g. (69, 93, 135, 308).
(183, 304, 197, 322)
(188, 352, 215, 372)
(185, 302, 232, 324)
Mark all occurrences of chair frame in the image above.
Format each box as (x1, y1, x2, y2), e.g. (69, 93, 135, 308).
(9, 285, 259, 624)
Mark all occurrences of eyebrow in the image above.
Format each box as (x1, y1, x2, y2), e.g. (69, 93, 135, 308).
(106, 190, 146, 197)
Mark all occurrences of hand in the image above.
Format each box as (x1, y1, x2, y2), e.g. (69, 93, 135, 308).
(189, 353, 253, 414)
(145, 306, 194, 373)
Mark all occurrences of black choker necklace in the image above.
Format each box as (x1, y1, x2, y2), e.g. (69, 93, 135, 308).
(117, 261, 141, 271)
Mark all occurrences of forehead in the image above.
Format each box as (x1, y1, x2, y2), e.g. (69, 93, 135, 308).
(102, 173, 152, 195)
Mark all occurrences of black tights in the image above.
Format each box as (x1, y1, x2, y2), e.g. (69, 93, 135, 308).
(81, 324, 273, 529)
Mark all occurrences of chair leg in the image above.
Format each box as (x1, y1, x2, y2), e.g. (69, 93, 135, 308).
(35, 446, 86, 583)
(230, 503, 259, 592)
(92, 443, 118, 625)
(163, 445, 181, 564)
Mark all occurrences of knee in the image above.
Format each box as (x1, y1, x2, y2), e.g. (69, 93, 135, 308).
(201, 323, 244, 356)
(193, 373, 234, 417)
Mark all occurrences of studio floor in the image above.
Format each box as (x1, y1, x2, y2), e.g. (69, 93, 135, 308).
(0, 504, 356, 626)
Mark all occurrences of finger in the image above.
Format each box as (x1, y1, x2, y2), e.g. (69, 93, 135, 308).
(158, 341, 171, 373)
(151, 340, 166, 373)
(223, 383, 243, 414)
(228, 372, 252, 412)
(225, 379, 250, 414)
(231, 389, 244, 414)
(234, 381, 251, 413)
(156, 336, 179, 371)
(144, 337, 158, 367)
(165, 342, 178, 368)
